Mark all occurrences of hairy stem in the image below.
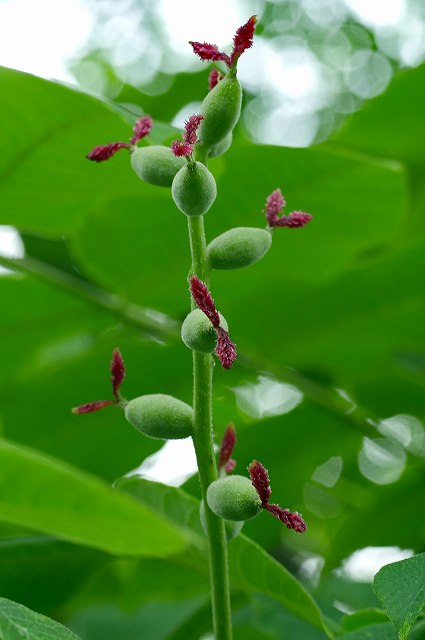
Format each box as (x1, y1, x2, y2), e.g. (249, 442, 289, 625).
(187, 216, 233, 640)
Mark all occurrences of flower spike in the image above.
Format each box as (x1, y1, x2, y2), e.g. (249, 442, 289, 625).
(189, 16, 257, 70)
(264, 188, 312, 229)
(72, 348, 126, 414)
(87, 115, 153, 162)
(218, 423, 237, 472)
(248, 460, 307, 533)
(189, 276, 237, 369)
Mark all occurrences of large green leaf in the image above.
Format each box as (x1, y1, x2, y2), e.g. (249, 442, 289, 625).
(373, 552, 425, 640)
(338, 623, 398, 639)
(0, 439, 189, 556)
(0, 535, 106, 614)
(68, 598, 206, 640)
(0, 597, 81, 640)
(116, 475, 333, 637)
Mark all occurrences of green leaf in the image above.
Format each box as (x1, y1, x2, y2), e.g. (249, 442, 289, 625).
(340, 610, 390, 634)
(116, 476, 333, 637)
(0, 535, 106, 614)
(0, 597, 81, 640)
(0, 439, 189, 556)
(373, 552, 425, 640)
(339, 623, 398, 639)
(68, 598, 205, 640)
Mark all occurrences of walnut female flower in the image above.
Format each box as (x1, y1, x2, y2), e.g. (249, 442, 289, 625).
(248, 460, 307, 532)
(265, 188, 313, 229)
(189, 276, 237, 369)
(87, 115, 153, 162)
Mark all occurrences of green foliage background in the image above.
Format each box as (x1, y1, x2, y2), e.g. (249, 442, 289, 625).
(0, 49, 424, 639)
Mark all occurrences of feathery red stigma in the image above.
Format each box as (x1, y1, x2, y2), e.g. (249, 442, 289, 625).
(130, 115, 153, 145)
(265, 504, 307, 533)
(264, 188, 312, 229)
(189, 276, 237, 369)
(248, 460, 307, 533)
(189, 16, 257, 69)
(71, 400, 115, 414)
(216, 327, 237, 369)
(111, 348, 125, 400)
(189, 42, 231, 66)
(87, 142, 130, 162)
(230, 15, 257, 66)
(248, 460, 271, 505)
(218, 424, 236, 471)
(189, 276, 220, 328)
(208, 69, 223, 90)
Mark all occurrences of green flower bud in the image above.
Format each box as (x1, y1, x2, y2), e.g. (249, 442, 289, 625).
(131, 145, 186, 187)
(206, 475, 262, 521)
(208, 132, 233, 158)
(124, 394, 193, 440)
(200, 500, 243, 541)
(198, 75, 242, 149)
(172, 161, 217, 216)
(181, 309, 228, 353)
(207, 227, 272, 270)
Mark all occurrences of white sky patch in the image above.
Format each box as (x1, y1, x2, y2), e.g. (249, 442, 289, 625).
(344, 0, 407, 28)
(336, 546, 414, 582)
(0, 0, 94, 81)
(0, 226, 25, 276)
(266, 43, 322, 100)
(131, 438, 198, 487)
(299, 553, 325, 588)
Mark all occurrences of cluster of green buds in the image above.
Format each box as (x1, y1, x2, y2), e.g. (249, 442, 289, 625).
(82, 16, 311, 538)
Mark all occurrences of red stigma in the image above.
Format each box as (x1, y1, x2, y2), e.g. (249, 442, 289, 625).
(264, 188, 312, 229)
(189, 276, 238, 369)
(87, 142, 130, 162)
(111, 347, 125, 400)
(218, 424, 236, 471)
(130, 115, 153, 145)
(248, 459, 307, 533)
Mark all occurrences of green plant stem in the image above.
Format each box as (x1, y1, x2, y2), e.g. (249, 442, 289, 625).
(187, 216, 233, 640)
(187, 216, 209, 284)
